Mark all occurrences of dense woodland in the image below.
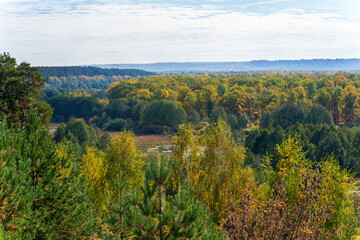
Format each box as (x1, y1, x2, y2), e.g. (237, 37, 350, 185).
(1, 53, 360, 239)
(43, 70, 360, 176)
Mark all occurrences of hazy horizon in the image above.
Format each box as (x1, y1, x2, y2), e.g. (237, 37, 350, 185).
(33, 58, 359, 67)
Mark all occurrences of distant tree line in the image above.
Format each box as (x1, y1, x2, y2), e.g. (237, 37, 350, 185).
(39, 66, 154, 79)
(39, 66, 155, 89)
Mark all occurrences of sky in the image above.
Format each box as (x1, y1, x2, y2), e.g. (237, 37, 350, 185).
(0, 0, 360, 66)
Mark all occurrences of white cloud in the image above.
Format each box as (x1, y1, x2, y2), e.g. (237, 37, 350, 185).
(0, 1, 359, 65)
(242, 0, 289, 7)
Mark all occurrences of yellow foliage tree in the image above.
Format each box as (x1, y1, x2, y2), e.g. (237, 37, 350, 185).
(105, 131, 144, 200)
(135, 88, 153, 101)
(81, 147, 108, 209)
(263, 137, 356, 238)
(178, 87, 197, 112)
(318, 156, 356, 238)
(173, 124, 201, 189)
(263, 137, 312, 202)
(159, 89, 177, 101)
(198, 120, 255, 220)
(197, 85, 218, 113)
(219, 88, 243, 115)
(173, 120, 255, 222)
(109, 81, 121, 89)
(81, 131, 144, 210)
(341, 85, 360, 122)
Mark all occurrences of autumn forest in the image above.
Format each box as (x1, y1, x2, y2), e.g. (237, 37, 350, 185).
(1, 53, 360, 239)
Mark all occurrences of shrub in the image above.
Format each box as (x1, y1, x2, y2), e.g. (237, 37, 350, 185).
(103, 118, 130, 131)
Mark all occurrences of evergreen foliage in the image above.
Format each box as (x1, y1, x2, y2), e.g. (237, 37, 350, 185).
(0, 110, 98, 239)
(226, 114, 240, 130)
(127, 154, 224, 239)
(238, 113, 251, 129)
(103, 118, 130, 131)
(210, 106, 227, 122)
(306, 104, 333, 125)
(53, 118, 100, 146)
(142, 100, 186, 132)
(0, 53, 52, 126)
(271, 103, 310, 129)
(187, 110, 200, 124)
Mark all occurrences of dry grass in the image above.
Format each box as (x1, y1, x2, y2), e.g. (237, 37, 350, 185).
(134, 134, 173, 145)
(108, 132, 174, 152)
(135, 135, 174, 153)
(50, 123, 61, 129)
(48, 124, 173, 152)
(108, 131, 173, 145)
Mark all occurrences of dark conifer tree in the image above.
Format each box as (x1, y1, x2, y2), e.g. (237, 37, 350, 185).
(0, 110, 99, 239)
(126, 153, 223, 239)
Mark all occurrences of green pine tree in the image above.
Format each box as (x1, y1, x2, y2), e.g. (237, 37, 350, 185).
(126, 153, 224, 240)
(102, 172, 136, 239)
(0, 109, 99, 239)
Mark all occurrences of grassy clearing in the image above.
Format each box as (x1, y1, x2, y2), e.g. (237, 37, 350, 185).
(108, 131, 174, 152)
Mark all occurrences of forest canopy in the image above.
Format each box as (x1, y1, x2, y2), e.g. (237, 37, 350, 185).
(1, 53, 360, 239)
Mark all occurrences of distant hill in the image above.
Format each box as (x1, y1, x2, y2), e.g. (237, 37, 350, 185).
(38, 66, 155, 79)
(94, 59, 360, 72)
